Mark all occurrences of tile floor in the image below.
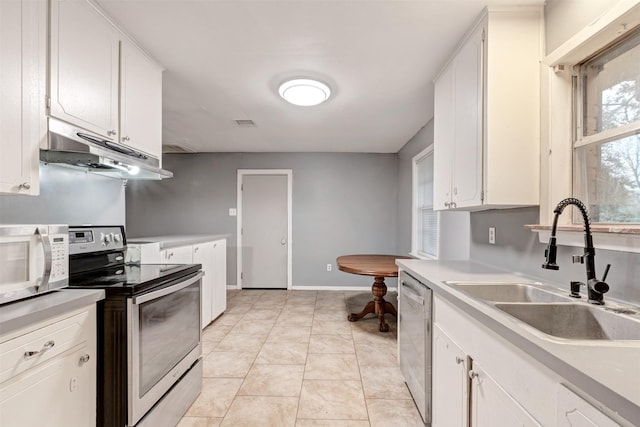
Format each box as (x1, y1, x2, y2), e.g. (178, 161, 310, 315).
(178, 289, 424, 427)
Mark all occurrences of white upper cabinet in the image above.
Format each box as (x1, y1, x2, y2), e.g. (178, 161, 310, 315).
(49, 0, 120, 140)
(49, 0, 163, 160)
(120, 40, 163, 159)
(434, 8, 541, 211)
(0, 0, 45, 195)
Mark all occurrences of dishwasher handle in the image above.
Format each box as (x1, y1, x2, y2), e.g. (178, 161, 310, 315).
(401, 281, 424, 306)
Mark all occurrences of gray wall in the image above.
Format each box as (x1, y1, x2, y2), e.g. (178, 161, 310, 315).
(470, 207, 640, 305)
(0, 164, 126, 225)
(125, 153, 399, 288)
(396, 121, 433, 255)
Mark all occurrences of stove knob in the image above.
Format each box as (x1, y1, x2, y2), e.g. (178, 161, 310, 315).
(100, 233, 106, 245)
(113, 233, 121, 243)
(103, 233, 112, 244)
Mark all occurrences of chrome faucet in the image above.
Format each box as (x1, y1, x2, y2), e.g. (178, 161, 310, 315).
(541, 198, 611, 305)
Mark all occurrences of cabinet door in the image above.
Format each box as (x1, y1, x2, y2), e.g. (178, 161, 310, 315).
(432, 324, 469, 427)
(470, 361, 541, 427)
(211, 239, 227, 320)
(433, 63, 455, 210)
(556, 384, 620, 427)
(0, 0, 43, 195)
(162, 245, 193, 264)
(193, 242, 214, 328)
(452, 23, 484, 208)
(120, 40, 162, 160)
(49, 0, 119, 139)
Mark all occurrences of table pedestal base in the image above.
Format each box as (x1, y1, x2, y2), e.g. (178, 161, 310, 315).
(347, 276, 397, 332)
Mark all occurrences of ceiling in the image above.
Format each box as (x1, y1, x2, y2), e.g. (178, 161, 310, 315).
(97, 0, 543, 154)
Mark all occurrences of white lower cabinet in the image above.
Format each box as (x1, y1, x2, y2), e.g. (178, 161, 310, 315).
(433, 324, 540, 427)
(211, 239, 227, 321)
(161, 239, 227, 328)
(431, 294, 627, 427)
(0, 305, 97, 427)
(433, 325, 469, 427)
(556, 384, 620, 427)
(470, 362, 541, 427)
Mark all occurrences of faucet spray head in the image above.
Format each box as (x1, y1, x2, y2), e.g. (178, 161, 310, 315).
(542, 236, 559, 270)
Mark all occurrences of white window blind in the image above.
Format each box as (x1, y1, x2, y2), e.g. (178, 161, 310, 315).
(413, 147, 438, 258)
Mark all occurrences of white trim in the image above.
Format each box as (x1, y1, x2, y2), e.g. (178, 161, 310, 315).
(291, 285, 398, 292)
(411, 145, 438, 258)
(544, 1, 640, 67)
(532, 229, 640, 254)
(237, 169, 293, 290)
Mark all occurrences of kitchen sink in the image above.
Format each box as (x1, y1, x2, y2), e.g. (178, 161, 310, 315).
(495, 303, 640, 340)
(447, 282, 573, 303)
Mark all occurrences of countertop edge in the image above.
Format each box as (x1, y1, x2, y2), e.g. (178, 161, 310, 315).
(396, 259, 640, 426)
(0, 289, 105, 336)
(128, 234, 230, 249)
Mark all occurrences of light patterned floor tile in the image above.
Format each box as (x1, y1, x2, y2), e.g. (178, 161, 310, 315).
(214, 333, 266, 352)
(267, 325, 312, 343)
(220, 396, 298, 427)
(366, 398, 424, 427)
(311, 319, 353, 335)
(177, 416, 222, 427)
(238, 364, 305, 397)
(203, 351, 257, 377)
(185, 378, 243, 417)
(304, 353, 360, 380)
(297, 380, 368, 420)
(308, 334, 355, 354)
(354, 342, 398, 367)
(360, 366, 411, 399)
(295, 420, 370, 427)
(255, 341, 309, 364)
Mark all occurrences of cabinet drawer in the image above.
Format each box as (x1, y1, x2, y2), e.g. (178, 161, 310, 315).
(0, 310, 91, 383)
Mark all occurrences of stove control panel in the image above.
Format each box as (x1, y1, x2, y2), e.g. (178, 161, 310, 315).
(69, 226, 126, 255)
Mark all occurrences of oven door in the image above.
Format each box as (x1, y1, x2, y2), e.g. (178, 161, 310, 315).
(127, 271, 203, 426)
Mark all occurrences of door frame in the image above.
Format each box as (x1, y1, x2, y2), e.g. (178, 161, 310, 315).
(236, 169, 293, 290)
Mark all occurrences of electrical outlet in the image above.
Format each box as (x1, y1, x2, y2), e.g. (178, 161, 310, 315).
(489, 227, 496, 244)
(327, 263, 332, 272)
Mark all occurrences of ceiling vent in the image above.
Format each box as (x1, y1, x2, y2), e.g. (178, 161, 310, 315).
(162, 144, 195, 153)
(235, 119, 256, 127)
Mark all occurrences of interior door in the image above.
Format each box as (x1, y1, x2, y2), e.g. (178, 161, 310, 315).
(240, 173, 289, 289)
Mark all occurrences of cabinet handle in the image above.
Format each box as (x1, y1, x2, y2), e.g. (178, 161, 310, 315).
(79, 354, 90, 365)
(468, 370, 479, 379)
(24, 340, 55, 359)
(122, 136, 130, 142)
(456, 357, 464, 364)
(450, 202, 457, 208)
(107, 129, 117, 136)
(19, 182, 31, 190)
(444, 201, 451, 208)
(194, 247, 199, 253)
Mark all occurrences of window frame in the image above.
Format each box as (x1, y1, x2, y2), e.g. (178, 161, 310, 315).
(535, 1, 640, 253)
(411, 145, 439, 260)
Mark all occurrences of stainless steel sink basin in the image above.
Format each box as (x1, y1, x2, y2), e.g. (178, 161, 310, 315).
(447, 282, 572, 303)
(495, 303, 640, 340)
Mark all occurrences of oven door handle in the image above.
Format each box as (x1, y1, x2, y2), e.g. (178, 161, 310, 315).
(133, 271, 204, 304)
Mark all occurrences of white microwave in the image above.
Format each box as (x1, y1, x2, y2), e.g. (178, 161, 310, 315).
(0, 225, 69, 305)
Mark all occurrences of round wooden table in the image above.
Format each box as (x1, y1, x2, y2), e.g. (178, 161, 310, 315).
(337, 254, 411, 332)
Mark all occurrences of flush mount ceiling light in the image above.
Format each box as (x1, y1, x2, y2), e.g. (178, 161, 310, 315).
(278, 78, 331, 106)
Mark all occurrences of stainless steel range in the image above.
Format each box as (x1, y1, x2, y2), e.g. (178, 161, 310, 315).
(67, 225, 203, 427)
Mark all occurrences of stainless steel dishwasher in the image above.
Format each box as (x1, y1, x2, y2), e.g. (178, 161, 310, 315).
(399, 270, 432, 425)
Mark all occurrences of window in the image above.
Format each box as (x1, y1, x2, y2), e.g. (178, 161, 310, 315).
(574, 28, 640, 223)
(412, 146, 438, 258)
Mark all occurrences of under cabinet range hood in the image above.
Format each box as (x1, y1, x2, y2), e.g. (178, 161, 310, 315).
(40, 119, 173, 180)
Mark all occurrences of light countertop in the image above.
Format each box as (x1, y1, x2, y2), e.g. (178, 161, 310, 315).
(128, 234, 230, 249)
(0, 289, 105, 336)
(396, 259, 640, 426)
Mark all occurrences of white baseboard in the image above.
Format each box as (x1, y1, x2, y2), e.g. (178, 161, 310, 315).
(227, 284, 398, 292)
